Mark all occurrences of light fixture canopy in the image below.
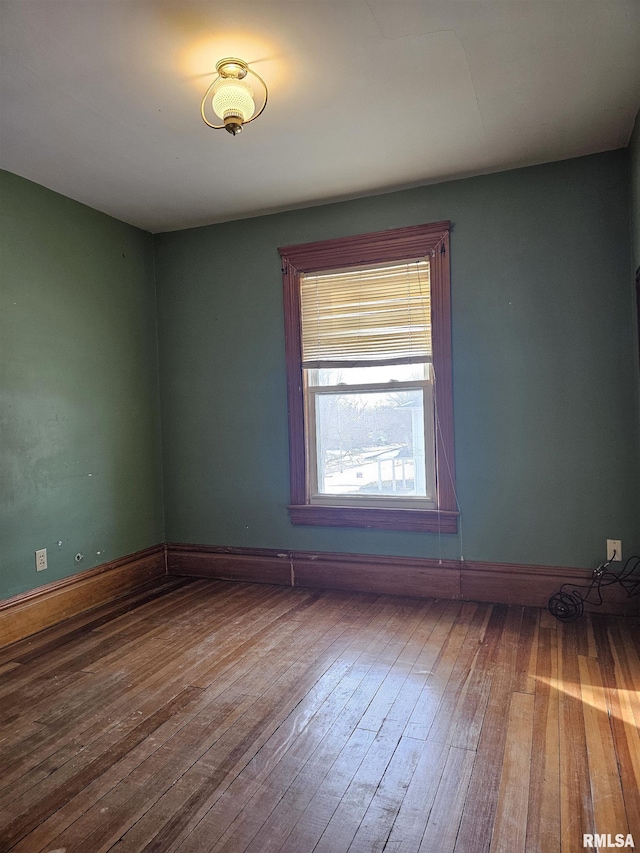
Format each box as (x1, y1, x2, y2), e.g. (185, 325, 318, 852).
(201, 57, 268, 136)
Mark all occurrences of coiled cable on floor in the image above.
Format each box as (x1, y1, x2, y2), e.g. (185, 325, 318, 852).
(548, 555, 640, 622)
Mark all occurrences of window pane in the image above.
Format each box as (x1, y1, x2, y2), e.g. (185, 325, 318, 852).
(310, 363, 428, 387)
(314, 389, 427, 497)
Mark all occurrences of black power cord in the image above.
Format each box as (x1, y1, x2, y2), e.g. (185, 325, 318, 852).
(548, 554, 640, 622)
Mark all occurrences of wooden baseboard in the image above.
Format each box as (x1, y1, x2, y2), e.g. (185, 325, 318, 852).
(168, 544, 293, 586)
(460, 560, 636, 614)
(293, 550, 461, 599)
(8, 542, 632, 648)
(0, 545, 167, 647)
(166, 543, 638, 616)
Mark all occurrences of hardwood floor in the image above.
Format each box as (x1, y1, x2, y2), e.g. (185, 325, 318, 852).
(0, 579, 638, 852)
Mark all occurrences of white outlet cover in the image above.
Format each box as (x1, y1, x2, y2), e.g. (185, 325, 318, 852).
(35, 548, 47, 570)
(606, 539, 622, 562)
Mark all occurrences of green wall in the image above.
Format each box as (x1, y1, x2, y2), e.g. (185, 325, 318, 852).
(631, 109, 640, 273)
(0, 171, 165, 598)
(155, 150, 640, 569)
(2, 148, 638, 601)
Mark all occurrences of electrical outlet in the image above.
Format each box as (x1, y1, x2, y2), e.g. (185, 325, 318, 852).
(35, 548, 47, 571)
(607, 539, 622, 562)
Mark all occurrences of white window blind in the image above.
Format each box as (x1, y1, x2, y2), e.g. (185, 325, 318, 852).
(300, 259, 431, 368)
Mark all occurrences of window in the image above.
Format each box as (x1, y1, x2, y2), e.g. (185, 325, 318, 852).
(279, 222, 457, 532)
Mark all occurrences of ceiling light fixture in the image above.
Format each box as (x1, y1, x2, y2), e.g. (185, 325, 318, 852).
(201, 57, 268, 136)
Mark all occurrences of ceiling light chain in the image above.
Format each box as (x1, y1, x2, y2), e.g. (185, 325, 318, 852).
(201, 57, 268, 136)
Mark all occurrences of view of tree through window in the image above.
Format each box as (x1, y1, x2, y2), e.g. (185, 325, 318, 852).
(308, 363, 432, 501)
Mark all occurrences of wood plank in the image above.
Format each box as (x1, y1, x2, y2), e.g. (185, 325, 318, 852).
(591, 617, 640, 837)
(279, 727, 378, 853)
(0, 686, 205, 850)
(611, 619, 640, 731)
(384, 739, 449, 852)
(526, 626, 561, 853)
(361, 601, 471, 735)
(513, 606, 539, 694)
(539, 608, 558, 630)
(454, 605, 522, 853)
(0, 587, 317, 815)
(0, 600, 238, 792)
(578, 655, 629, 839)
(419, 746, 476, 853)
(149, 597, 417, 853)
(0, 576, 195, 676)
(1, 579, 638, 853)
(182, 600, 432, 853)
(10, 686, 259, 853)
(399, 601, 467, 741)
(347, 735, 424, 852)
(586, 614, 598, 659)
(235, 604, 440, 853)
(422, 603, 489, 745)
(313, 718, 407, 853)
(445, 605, 504, 752)
(39, 591, 381, 852)
(558, 621, 595, 853)
(489, 692, 535, 853)
(0, 582, 249, 735)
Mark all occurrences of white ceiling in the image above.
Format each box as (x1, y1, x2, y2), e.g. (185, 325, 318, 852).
(1, 1, 639, 233)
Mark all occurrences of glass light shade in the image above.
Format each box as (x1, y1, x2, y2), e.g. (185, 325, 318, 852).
(212, 78, 255, 122)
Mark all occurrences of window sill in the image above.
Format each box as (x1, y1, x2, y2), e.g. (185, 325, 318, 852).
(288, 504, 458, 533)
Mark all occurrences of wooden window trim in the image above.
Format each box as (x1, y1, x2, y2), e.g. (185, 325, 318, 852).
(279, 222, 457, 533)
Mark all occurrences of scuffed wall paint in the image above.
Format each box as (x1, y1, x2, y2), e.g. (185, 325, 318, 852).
(0, 170, 165, 598)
